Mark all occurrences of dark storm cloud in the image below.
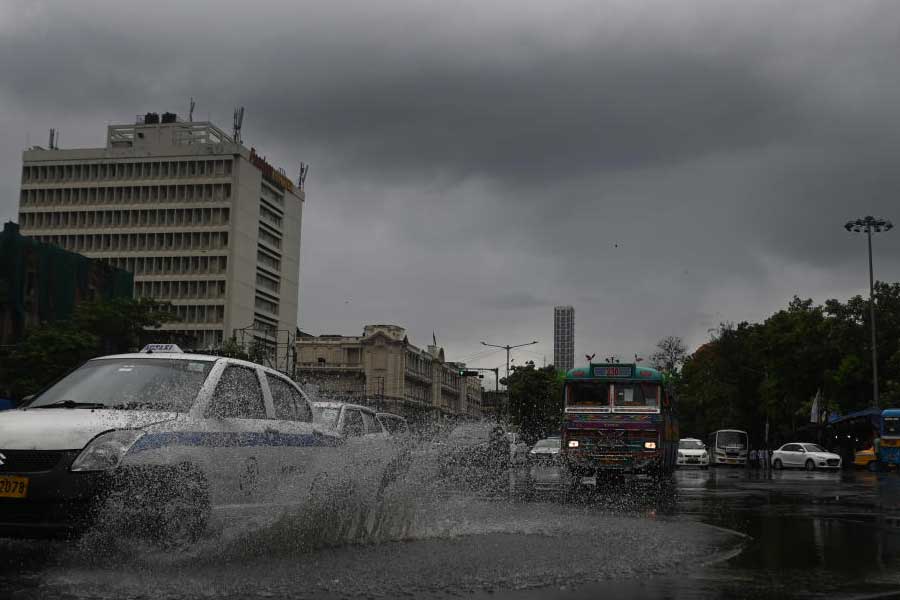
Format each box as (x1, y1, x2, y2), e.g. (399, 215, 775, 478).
(2, 0, 900, 363)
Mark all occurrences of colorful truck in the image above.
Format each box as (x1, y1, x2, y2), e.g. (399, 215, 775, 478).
(561, 363, 678, 480)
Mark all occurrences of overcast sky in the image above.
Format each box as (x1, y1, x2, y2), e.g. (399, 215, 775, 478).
(2, 0, 900, 374)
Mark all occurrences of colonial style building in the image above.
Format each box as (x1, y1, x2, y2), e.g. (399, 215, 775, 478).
(295, 324, 482, 420)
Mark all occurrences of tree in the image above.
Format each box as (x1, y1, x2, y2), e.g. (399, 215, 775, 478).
(650, 336, 687, 375)
(0, 323, 99, 399)
(1, 297, 180, 400)
(503, 361, 564, 443)
(72, 297, 179, 354)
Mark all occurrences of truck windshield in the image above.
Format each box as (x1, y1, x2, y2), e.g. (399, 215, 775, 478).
(566, 382, 609, 407)
(613, 383, 659, 408)
(27, 358, 213, 412)
(884, 417, 900, 436)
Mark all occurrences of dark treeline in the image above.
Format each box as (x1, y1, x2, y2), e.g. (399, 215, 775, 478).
(677, 282, 900, 445)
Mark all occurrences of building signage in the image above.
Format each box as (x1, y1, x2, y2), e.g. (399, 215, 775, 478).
(592, 366, 633, 378)
(249, 149, 294, 193)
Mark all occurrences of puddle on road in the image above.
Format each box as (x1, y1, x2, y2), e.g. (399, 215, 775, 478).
(1, 500, 744, 600)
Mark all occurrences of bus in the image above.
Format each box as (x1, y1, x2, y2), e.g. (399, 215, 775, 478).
(876, 409, 900, 470)
(560, 363, 678, 480)
(707, 429, 748, 466)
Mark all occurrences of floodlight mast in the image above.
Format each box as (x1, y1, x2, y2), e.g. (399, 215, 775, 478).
(844, 216, 893, 408)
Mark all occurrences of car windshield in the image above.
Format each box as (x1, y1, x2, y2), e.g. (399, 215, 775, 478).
(679, 440, 704, 450)
(27, 358, 212, 412)
(885, 417, 900, 436)
(316, 407, 341, 428)
(533, 438, 561, 450)
(447, 424, 494, 444)
(803, 444, 827, 453)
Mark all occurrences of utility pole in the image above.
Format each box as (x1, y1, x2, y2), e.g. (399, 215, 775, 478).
(481, 340, 539, 386)
(845, 216, 893, 409)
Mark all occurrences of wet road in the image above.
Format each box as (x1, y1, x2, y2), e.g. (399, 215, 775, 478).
(2, 468, 899, 599)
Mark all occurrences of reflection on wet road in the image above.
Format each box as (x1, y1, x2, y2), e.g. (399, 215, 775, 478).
(2, 468, 899, 599)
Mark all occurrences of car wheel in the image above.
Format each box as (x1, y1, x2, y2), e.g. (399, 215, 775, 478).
(805, 459, 815, 471)
(774, 459, 783, 470)
(107, 463, 210, 548)
(868, 460, 880, 473)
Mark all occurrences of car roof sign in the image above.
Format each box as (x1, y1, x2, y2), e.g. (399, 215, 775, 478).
(140, 343, 183, 353)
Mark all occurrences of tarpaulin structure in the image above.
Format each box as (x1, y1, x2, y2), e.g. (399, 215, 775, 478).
(0, 221, 133, 344)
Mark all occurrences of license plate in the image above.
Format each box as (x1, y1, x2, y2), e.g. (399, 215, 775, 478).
(0, 475, 28, 498)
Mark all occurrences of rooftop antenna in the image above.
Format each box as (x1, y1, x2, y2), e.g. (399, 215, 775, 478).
(232, 106, 244, 144)
(298, 162, 310, 188)
(48, 128, 55, 149)
(189, 97, 196, 122)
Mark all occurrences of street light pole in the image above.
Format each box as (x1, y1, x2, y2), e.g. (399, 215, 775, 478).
(845, 216, 893, 409)
(481, 340, 539, 385)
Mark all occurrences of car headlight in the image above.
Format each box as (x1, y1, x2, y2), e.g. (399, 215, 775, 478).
(71, 430, 144, 472)
(701, 452, 708, 458)
(644, 441, 657, 450)
(567, 440, 580, 448)
(678, 451, 684, 458)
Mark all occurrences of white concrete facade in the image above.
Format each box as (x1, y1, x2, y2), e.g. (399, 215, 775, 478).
(17, 116, 304, 358)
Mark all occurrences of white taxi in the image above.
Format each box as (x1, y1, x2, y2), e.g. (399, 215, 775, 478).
(0, 347, 341, 542)
(676, 438, 710, 469)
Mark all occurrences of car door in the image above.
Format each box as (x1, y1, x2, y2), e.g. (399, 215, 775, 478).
(263, 372, 338, 498)
(342, 408, 366, 439)
(202, 363, 273, 508)
(782, 444, 801, 467)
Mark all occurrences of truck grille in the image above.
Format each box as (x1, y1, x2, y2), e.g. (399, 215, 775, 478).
(0, 450, 66, 473)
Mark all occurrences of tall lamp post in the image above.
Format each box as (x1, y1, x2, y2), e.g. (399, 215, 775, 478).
(845, 216, 893, 409)
(480, 340, 539, 387)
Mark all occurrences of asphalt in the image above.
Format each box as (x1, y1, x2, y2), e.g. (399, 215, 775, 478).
(1, 467, 899, 600)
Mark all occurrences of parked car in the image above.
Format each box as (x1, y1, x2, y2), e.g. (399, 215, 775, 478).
(313, 401, 389, 439)
(854, 446, 878, 471)
(435, 423, 512, 491)
(676, 438, 709, 469)
(527, 437, 568, 494)
(0, 347, 341, 543)
(772, 443, 842, 470)
(376, 412, 409, 436)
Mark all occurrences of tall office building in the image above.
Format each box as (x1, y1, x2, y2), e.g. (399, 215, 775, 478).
(554, 305, 575, 372)
(17, 112, 306, 362)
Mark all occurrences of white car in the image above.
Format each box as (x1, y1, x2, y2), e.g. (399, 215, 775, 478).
(772, 443, 842, 470)
(528, 437, 568, 493)
(0, 348, 341, 542)
(677, 438, 710, 468)
(313, 401, 389, 440)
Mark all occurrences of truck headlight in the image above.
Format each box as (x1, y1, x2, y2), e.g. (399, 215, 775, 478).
(71, 430, 144, 472)
(567, 440, 580, 448)
(644, 441, 657, 450)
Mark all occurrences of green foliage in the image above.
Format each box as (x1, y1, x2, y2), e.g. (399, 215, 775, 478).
(677, 283, 900, 445)
(212, 337, 251, 361)
(0, 297, 179, 399)
(503, 361, 564, 443)
(650, 335, 687, 376)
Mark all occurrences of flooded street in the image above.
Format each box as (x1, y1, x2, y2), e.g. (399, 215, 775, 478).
(2, 467, 898, 600)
